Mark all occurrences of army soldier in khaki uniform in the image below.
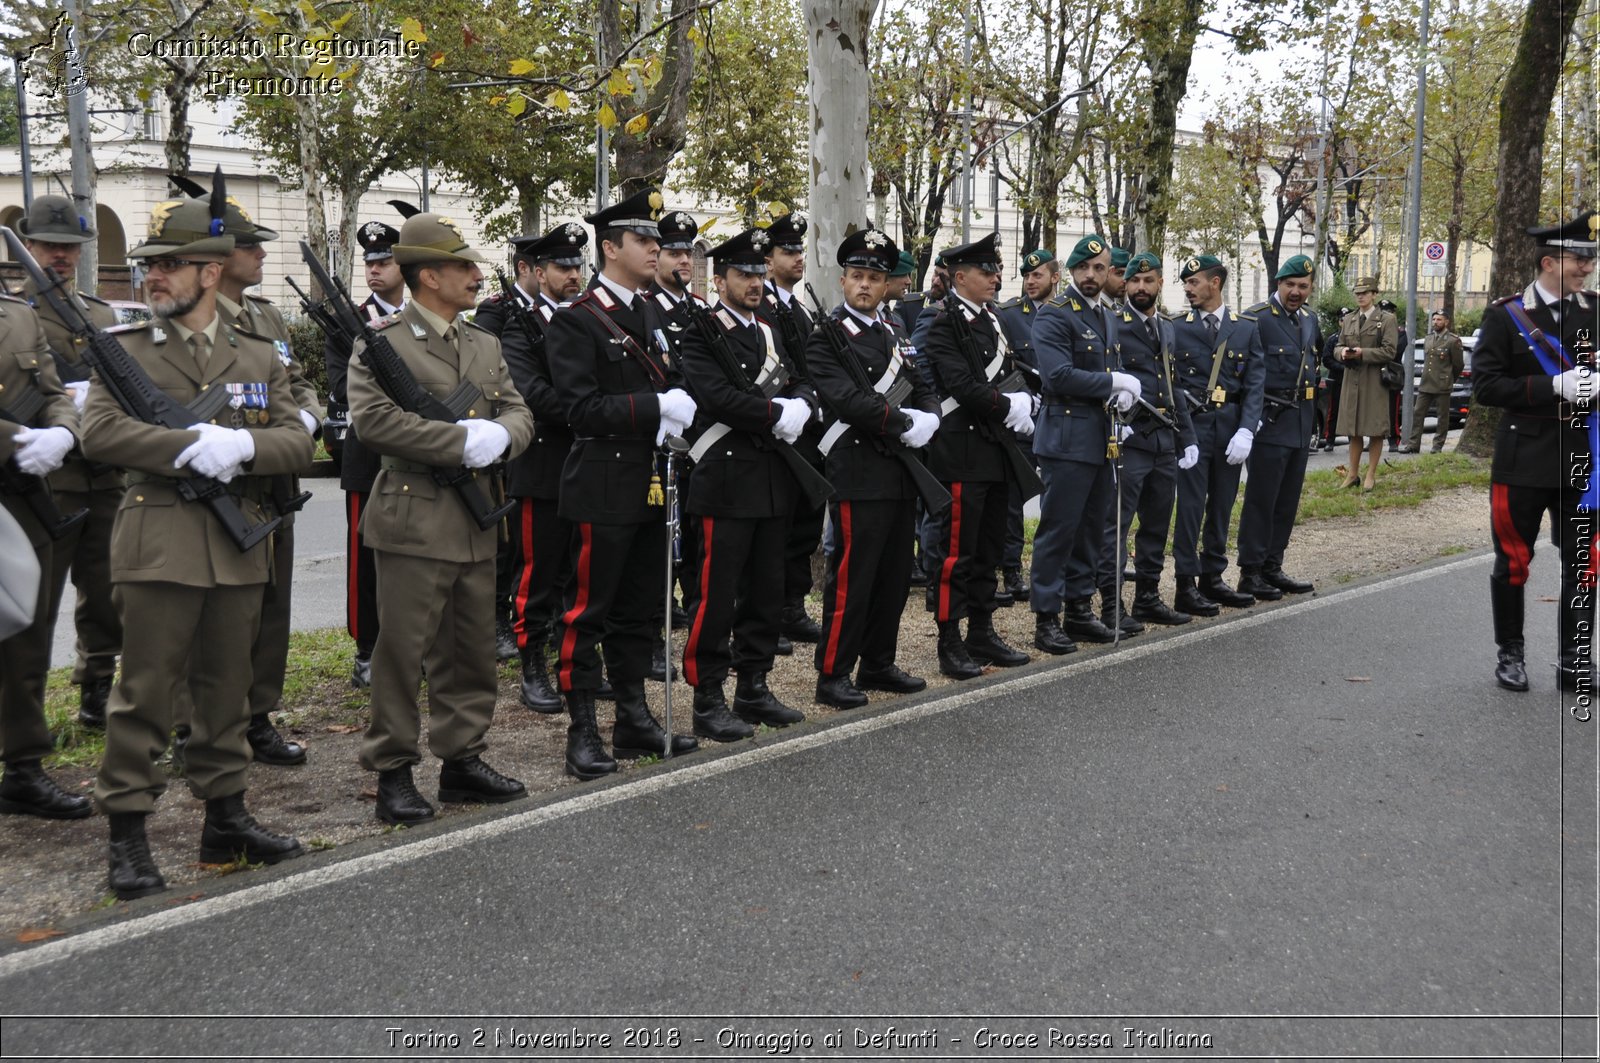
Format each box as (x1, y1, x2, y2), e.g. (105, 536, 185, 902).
(1334, 278, 1399, 490)
(0, 284, 92, 820)
(1406, 310, 1465, 453)
(348, 214, 534, 824)
(83, 199, 313, 899)
(16, 195, 122, 730)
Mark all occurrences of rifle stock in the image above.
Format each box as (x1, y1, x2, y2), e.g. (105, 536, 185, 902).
(941, 296, 1044, 498)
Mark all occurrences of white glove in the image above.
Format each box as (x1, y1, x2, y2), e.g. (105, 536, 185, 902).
(1224, 427, 1254, 466)
(298, 408, 319, 436)
(458, 418, 511, 469)
(1556, 367, 1595, 405)
(658, 388, 697, 428)
(174, 422, 255, 482)
(1003, 392, 1033, 434)
(1108, 371, 1143, 406)
(1116, 423, 1134, 443)
(1178, 444, 1199, 470)
(772, 397, 810, 444)
(65, 381, 90, 412)
(11, 426, 75, 476)
(898, 408, 939, 449)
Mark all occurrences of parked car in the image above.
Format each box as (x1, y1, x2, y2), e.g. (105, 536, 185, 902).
(107, 300, 151, 326)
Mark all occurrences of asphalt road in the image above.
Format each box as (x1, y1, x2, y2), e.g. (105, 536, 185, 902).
(7, 552, 1596, 1060)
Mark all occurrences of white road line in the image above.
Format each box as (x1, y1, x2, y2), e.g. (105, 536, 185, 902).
(0, 553, 1491, 979)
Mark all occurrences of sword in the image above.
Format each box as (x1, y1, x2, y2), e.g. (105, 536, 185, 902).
(661, 434, 690, 757)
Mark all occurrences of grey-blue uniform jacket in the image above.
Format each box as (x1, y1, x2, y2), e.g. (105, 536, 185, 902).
(1031, 286, 1121, 464)
(993, 295, 1042, 378)
(1114, 304, 1196, 457)
(1168, 305, 1266, 439)
(1248, 296, 1322, 448)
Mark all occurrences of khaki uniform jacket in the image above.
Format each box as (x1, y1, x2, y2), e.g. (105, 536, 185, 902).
(0, 295, 77, 466)
(217, 293, 322, 417)
(79, 313, 314, 586)
(347, 301, 533, 564)
(20, 278, 120, 493)
(1419, 328, 1464, 394)
(1334, 307, 1399, 438)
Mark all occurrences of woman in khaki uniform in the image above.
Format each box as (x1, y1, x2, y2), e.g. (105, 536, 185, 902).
(1334, 278, 1399, 489)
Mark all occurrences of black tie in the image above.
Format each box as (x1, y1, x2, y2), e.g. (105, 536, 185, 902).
(1145, 317, 1160, 350)
(1204, 313, 1219, 340)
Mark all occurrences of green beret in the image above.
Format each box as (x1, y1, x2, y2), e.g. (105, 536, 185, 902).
(1019, 248, 1055, 276)
(1178, 253, 1224, 279)
(1123, 251, 1161, 281)
(891, 250, 916, 278)
(1064, 235, 1110, 268)
(1110, 247, 1130, 269)
(1276, 254, 1314, 280)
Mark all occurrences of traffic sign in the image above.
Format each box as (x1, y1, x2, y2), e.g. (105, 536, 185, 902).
(1423, 241, 1446, 261)
(1422, 261, 1446, 278)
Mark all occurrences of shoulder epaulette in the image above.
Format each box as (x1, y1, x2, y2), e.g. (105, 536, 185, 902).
(1491, 294, 1516, 308)
(1045, 293, 1071, 309)
(0, 292, 27, 306)
(1167, 310, 1189, 322)
(104, 320, 148, 333)
(1235, 309, 1257, 322)
(80, 292, 110, 306)
(590, 286, 619, 311)
(714, 307, 739, 331)
(245, 293, 275, 307)
(463, 319, 495, 335)
(996, 296, 1022, 311)
(1247, 300, 1271, 315)
(370, 313, 403, 330)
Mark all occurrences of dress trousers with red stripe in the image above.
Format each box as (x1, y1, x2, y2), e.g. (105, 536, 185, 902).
(1473, 283, 1598, 674)
(547, 278, 683, 691)
(474, 286, 572, 651)
(805, 307, 940, 680)
(920, 296, 1023, 623)
(649, 282, 707, 620)
(762, 284, 825, 612)
(677, 306, 813, 688)
(323, 293, 393, 659)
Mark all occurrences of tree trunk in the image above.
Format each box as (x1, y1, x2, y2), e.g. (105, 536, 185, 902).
(163, 66, 195, 176)
(610, 0, 698, 194)
(291, 99, 332, 300)
(1128, 0, 1203, 255)
(805, 0, 877, 294)
(1456, 0, 1580, 459)
(1442, 159, 1465, 320)
(516, 176, 541, 235)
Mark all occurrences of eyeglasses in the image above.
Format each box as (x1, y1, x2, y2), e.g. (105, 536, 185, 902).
(144, 258, 205, 274)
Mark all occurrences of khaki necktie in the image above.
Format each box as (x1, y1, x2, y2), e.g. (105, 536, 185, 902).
(190, 332, 212, 373)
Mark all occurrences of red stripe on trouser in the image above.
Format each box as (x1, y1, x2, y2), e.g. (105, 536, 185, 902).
(513, 500, 536, 649)
(346, 492, 363, 642)
(938, 483, 963, 622)
(821, 502, 852, 676)
(683, 517, 714, 688)
(558, 522, 593, 691)
(1490, 482, 1531, 587)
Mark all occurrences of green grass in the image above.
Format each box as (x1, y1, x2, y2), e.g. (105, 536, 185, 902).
(1294, 453, 1490, 522)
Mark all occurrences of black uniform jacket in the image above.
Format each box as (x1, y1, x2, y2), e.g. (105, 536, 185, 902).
(475, 287, 569, 501)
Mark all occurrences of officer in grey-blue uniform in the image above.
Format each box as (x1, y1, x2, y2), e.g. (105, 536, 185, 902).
(993, 247, 1056, 603)
(1028, 235, 1144, 655)
(1235, 254, 1322, 601)
(1168, 253, 1266, 617)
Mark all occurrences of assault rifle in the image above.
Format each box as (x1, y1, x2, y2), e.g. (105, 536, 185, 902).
(1, 227, 280, 552)
(0, 388, 88, 540)
(295, 241, 513, 531)
(939, 295, 1045, 497)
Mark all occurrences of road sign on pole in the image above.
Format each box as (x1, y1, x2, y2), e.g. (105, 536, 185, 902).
(1423, 241, 1446, 262)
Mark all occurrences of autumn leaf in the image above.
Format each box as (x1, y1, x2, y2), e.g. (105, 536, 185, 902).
(605, 67, 632, 96)
(427, 52, 444, 69)
(545, 88, 572, 112)
(765, 201, 789, 217)
(251, 7, 279, 28)
(641, 56, 664, 88)
(687, 25, 705, 48)
(325, 723, 360, 734)
(462, 23, 478, 47)
(509, 58, 536, 76)
(488, 95, 507, 107)
(508, 94, 528, 118)
(328, 10, 352, 30)
(597, 102, 619, 131)
(624, 112, 649, 135)
(16, 928, 64, 943)
(400, 17, 427, 44)
(296, 0, 318, 24)
(334, 61, 360, 81)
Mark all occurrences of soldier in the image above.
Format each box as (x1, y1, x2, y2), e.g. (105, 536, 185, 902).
(1168, 254, 1266, 616)
(1098, 251, 1198, 629)
(1101, 247, 1129, 305)
(994, 247, 1057, 603)
(474, 221, 588, 715)
(1474, 212, 1597, 693)
(199, 176, 322, 767)
(677, 227, 815, 737)
(898, 257, 948, 339)
(761, 211, 825, 650)
(920, 233, 1035, 678)
(1235, 254, 1322, 601)
(886, 251, 916, 306)
(346, 213, 534, 824)
(1405, 309, 1464, 453)
(82, 198, 312, 898)
(806, 228, 939, 707)
(1333, 278, 1399, 490)
(0, 284, 91, 820)
(1028, 235, 1142, 654)
(14, 195, 121, 730)
(546, 188, 700, 780)
(1317, 308, 1349, 451)
(324, 216, 407, 689)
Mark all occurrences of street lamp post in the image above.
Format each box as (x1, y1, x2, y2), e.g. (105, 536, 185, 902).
(1399, 0, 1430, 449)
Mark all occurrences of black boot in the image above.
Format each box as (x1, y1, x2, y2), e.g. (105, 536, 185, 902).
(992, 576, 1015, 609)
(1199, 574, 1255, 608)
(937, 620, 983, 679)
(613, 681, 699, 756)
(595, 676, 615, 700)
(815, 673, 868, 709)
(1033, 612, 1077, 655)
(1099, 589, 1145, 636)
(734, 672, 806, 727)
(519, 642, 562, 714)
(1002, 566, 1028, 600)
(856, 663, 927, 693)
(494, 616, 518, 661)
(648, 638, 677, 682)
(1496, 642, 1530, 692)
(775, 633, 794, 656)
(1061, 599, 1117, 643)
(439, 755, 527, 804)
(107, 812, 165, 900)
(247, 712, 307, 766)
(78, 676, 112, 730)
(1236, 567, 1285, 602)
(1262, 566, 1314, 594)
(1174, 575, 1220, 617)
(692, 683, 754, 742)
(780, 599, 822, 643)
(1130, 580, 1191, 626)
(350, 652, 372, 689)
(564, 689, 618, 780)
(0, 760, 93, 819)
(199, 792, 304, 864)
(966, 612, 1030, 666)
